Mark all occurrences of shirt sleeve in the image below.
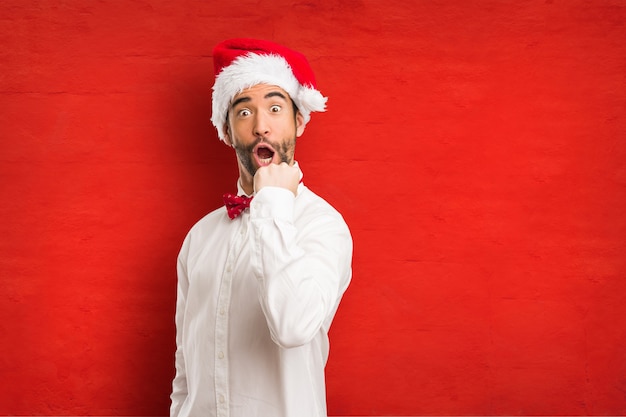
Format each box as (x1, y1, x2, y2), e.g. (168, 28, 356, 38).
(170, 238, 190, 417)
(249, 186, 353, 349)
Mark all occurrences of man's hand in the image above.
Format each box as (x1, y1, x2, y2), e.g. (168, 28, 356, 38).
(254, 162, 300, 196)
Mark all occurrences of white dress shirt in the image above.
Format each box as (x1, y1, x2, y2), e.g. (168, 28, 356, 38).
(171, 174, 353, 417)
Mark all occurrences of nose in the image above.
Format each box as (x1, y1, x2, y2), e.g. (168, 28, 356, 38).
(253, 111, 270, 137)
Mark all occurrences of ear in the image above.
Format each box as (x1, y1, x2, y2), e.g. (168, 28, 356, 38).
(222, 123, 233, 146)
(295, 112, 306, 138)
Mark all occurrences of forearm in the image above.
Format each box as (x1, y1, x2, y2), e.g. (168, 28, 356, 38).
(250, 187, 352, 348)
(170, 346, 187, 417)
(170, 254, 189, 416)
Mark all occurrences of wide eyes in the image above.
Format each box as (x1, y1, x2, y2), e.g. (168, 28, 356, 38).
(236, 105, 282, 118)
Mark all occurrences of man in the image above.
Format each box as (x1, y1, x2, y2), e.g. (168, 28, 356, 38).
(170, 38, 353, 417)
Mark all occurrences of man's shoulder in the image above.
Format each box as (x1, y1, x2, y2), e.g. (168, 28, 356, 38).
(299, 185, 341, 208)
(184, 205, 229, 239)
(297, 186, 350, 228)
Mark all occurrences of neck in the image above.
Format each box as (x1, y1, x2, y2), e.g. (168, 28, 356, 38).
(236, 164, 254, 195)
(238, 177, 254, 196)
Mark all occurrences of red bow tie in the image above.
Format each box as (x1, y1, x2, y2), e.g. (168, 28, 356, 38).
(223, 193, 253, 219)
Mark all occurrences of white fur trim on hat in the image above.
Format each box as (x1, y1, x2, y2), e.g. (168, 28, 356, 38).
(211, 53, 327, 141)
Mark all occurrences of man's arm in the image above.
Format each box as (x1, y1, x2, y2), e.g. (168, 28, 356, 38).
(249, 186, 353, 348)
(170, 244, 190, 416)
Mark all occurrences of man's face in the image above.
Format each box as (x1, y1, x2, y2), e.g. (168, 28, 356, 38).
(225, 84, 305, 186)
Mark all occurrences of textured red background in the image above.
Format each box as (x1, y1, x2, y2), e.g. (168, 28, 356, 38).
(1, 1, 625, 415)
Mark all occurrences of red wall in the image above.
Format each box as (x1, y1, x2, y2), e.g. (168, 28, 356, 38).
(1, 1, 625, 415)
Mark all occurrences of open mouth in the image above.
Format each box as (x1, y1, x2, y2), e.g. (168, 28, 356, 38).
(254, 143, 276, 166)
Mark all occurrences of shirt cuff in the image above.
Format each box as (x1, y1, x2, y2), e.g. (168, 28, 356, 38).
(250, 186, 295, 222)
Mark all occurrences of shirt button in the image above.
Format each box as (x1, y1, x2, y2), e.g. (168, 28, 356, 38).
(219, 394, 225, 403)
(219, 307, 225, 316)
(226, 264, 232, 273)
(218, 351, 224, 359)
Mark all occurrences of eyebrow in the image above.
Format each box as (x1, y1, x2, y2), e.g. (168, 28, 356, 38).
(230, 96, 251, 109)
(265, 91, 287, 101)
(230, 91, 288, 110)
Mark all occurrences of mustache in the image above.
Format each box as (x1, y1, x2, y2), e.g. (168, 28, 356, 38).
(233, 136, 261, 153)
(237, 136, 290, 156)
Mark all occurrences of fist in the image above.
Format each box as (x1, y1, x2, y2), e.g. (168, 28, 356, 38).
(254, 162, 300, 196)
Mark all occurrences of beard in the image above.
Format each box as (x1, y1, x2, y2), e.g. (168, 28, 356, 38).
(234, 135, 296, 178)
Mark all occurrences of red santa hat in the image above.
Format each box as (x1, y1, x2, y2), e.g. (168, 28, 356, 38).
(211, 38, 327, 141)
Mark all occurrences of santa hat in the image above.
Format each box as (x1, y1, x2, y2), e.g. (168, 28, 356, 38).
(211, 38, 327, 141)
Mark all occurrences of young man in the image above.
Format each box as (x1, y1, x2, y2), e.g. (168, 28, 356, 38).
(170, 39, 353, 417)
